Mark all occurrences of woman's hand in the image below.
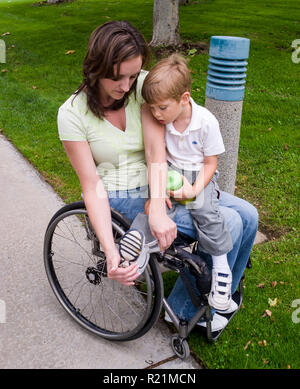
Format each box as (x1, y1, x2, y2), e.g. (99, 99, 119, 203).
(145, 197, 176, 251)
(106, 249, 139, 286)
(148, 209, 177, 252)
(169, 176, 196, 202)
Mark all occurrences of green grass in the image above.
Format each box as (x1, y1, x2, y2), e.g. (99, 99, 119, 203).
(0, 0, 299, 369)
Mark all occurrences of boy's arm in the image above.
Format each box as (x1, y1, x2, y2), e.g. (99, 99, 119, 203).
(141, 103, 177, 251)
(192, 155, 218, 196)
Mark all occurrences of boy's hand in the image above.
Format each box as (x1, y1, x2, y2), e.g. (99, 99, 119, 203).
(169, 176, 196, 201)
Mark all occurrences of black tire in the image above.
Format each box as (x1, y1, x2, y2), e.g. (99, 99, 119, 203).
(171, 335, 190, 360)
(44, 203, 163, 341)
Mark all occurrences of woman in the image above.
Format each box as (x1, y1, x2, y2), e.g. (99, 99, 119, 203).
(57, 20, 258, 330)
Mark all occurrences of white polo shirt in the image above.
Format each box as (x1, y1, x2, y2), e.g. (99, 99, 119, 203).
(165, 97, 225, 171)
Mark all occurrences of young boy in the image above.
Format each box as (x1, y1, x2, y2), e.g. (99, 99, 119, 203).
(119, 54, 233, 312)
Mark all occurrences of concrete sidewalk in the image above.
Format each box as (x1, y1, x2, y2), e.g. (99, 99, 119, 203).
(0, 134, 201, 369)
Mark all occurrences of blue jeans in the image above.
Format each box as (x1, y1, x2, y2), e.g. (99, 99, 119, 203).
(108, 186, 258, 321)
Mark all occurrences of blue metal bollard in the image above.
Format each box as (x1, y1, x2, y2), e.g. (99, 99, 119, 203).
(206, 36, 250, 101)
(205, 36, 250, 193)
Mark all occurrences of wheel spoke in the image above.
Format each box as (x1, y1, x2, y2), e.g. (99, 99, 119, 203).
(44, 207, 162, 340)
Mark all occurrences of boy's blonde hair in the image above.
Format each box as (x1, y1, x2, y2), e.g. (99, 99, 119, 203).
(142, 54, 191, 104)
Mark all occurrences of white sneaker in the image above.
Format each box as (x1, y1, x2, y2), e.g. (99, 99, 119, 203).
(208, 269, 232, 311)
(215, 299, 238, 314)
(164, 311, 228, 332)
(197, 313, 228, 332)
(119, 229, 156, 275)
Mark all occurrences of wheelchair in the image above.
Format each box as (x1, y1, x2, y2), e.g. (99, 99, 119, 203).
(43, 201, 247, 360)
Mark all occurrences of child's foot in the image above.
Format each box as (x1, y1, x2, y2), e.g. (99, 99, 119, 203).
(118, 229, 149, 274)
(164, 311, 228, 332)
(208, 269, 232, 311)
(215, 298, 238, 314)
(197, 313, 228, 332)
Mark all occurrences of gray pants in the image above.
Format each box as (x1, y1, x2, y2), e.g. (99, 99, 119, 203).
(130, 168, 233, 256)
(187, 174, 233, 255)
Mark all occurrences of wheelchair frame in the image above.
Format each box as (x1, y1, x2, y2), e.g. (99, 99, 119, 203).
(44, 201, 247, 360)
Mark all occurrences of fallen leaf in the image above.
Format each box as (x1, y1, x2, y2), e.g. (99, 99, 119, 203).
(268, 297, 278, 307)
(32, 86, 37, 89)
(271, 281, 277, 288)
(267, 127, 272, 131)
(188, 48, 197, 56)
(1, 32, 10, 36)
(258, 340, 267, 347)
(257, 283, 265, 289)
(1, 69, 8, 73)
(244, 341, 251, 350)
(66, 50, 75, 55)
(284, 144, 289, 151)
(262, 309, 272, 318)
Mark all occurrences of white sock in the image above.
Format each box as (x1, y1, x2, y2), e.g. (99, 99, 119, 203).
(211, 254, 230, 273)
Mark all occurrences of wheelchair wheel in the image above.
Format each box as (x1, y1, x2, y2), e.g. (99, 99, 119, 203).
(44, 203, 163, 341)
(170, 335, 190, 360)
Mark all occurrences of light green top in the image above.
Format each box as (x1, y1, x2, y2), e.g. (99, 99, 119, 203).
(57, 70, 148, 191)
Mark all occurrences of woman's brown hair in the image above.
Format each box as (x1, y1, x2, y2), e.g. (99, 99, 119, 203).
(74, 20, 150, 119)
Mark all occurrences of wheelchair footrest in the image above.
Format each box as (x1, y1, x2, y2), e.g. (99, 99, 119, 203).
(203, 287, 243, 342)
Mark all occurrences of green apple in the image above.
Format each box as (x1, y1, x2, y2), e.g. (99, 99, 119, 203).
(167, 170, 195, 205)
(179, 198, 194, 205)
(166, 170, 183, 191)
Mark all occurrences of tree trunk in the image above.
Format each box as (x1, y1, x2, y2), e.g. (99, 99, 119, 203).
(150, 0, 181, 47)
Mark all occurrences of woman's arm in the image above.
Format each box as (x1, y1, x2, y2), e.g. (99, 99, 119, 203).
(62, 140, 139, 286)
(141, 104, 177, 251)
